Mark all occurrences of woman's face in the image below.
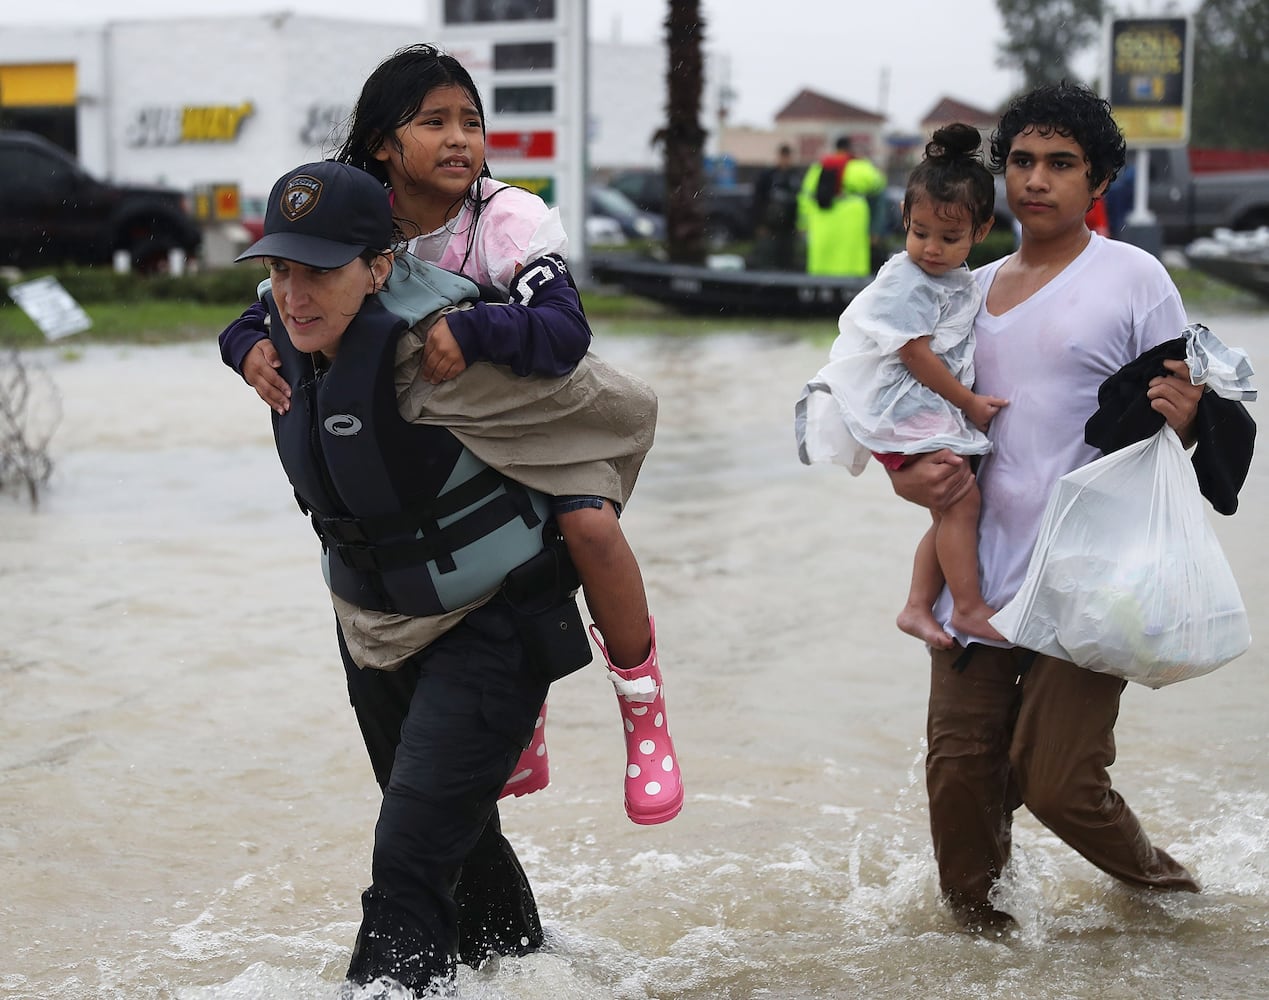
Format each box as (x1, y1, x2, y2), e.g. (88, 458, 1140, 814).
(267, 254, 390, 359)
(374, 84, 485, 206)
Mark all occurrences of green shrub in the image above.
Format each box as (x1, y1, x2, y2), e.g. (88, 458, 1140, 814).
(967, 231, 1018, 268)
(0, 263, 265, 305)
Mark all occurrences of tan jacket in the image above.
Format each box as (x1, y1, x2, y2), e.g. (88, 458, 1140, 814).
(335, 308, 657, 670)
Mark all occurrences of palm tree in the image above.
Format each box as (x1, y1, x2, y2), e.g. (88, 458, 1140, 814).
(661, 0, 707, 264)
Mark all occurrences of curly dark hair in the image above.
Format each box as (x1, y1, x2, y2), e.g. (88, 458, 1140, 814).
(989, 81, 1127, 190)
(904, 122, 996, 231)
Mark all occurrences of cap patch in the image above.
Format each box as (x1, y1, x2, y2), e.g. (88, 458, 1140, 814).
(281, 175, 322, 221)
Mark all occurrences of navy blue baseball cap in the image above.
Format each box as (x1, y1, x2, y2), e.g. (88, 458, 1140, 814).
(235, 160, 393, 268)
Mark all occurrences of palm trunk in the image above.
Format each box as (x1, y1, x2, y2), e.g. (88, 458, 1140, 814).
(663, 0, 707, 264)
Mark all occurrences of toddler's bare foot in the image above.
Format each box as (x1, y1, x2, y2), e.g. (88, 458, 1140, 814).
(951, 604, 1004, 643)
(897, 604, 954, 649)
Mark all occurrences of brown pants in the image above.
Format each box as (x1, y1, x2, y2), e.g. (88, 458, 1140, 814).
(926, 643, 1198, 923)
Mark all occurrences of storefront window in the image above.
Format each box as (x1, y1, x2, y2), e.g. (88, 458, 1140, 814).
(0, 107, 77, 156)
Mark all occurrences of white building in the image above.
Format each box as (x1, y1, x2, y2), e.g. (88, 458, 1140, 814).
(587, 39, 729, 173)
(0, 12, 702, 230)
(0, 15, 413, 200)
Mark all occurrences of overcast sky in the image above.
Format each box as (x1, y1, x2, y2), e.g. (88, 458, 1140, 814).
(1, 0, 1197, 133)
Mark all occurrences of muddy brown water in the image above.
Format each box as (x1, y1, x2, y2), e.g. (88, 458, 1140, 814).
(3, 314, 1267, 999)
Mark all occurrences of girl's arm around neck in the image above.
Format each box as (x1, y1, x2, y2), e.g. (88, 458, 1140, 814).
(444, 253, 592, 377)
(219, 300, 269, 374)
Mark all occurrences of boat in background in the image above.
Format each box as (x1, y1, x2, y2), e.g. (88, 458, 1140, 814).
(1185, 228, 1269, 303)
(589, 253, 870, 318)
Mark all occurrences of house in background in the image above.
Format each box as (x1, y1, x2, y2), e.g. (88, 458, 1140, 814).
(889, 94, 1004, 179)
(919, 95, 1000, 140)
(721, 88, 887, 170)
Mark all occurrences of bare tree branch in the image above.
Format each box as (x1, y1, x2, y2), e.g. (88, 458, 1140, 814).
(0, 350, 61, 508)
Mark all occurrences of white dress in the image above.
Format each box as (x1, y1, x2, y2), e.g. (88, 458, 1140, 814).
(795, 251, 989, 475)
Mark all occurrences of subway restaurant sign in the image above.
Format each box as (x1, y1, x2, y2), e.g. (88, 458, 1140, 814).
(1106, 17, 1192, 147)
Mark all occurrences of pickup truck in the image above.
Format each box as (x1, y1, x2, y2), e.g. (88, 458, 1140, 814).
(607, 169, 756, 246)
(1139, 147, 1269, 245)
(0, 130, 201, 272)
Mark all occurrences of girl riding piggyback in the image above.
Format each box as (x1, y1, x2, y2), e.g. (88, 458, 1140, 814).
(219, 44, 683, 826)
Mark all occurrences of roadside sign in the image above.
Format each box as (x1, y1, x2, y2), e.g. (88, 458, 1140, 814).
(1105, 17, 1192, 147)
(427, 0, 588, 277)
(487, 130, 557, 160)
(7, 276, 92, 340)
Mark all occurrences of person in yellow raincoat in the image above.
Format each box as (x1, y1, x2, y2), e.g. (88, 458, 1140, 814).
(798, 136, 887, 276)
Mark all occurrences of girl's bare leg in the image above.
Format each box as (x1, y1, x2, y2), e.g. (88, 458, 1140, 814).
(555, 504, 651, 669)
(896, 522, 955, 649)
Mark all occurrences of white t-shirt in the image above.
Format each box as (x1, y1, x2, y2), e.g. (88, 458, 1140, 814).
(934, 233, 1189, 643)
(407, 178, 568, 294)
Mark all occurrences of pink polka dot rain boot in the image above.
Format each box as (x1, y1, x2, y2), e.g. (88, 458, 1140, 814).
(499, 702, 549, 799)
(591, 617, 684, 825)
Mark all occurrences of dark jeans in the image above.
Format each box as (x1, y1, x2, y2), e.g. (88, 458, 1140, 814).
(338, 599, 549, 991)
(926, 643, 1199, 925)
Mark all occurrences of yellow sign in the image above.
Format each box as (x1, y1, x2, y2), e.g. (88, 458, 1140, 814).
(192, 183, 243, 222)
(1107, 18, 1191, 147)
(503, 176, 555, 204)
(180, 103, 254, 143)
(0, 63, 76, 107)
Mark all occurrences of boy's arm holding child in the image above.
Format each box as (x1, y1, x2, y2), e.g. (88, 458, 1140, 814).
(889, 351, 1203, 515)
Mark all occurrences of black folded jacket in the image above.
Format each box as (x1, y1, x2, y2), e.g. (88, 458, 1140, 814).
(1084, 336, 1255, 515)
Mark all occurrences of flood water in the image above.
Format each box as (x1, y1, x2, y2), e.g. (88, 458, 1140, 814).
(3, 312, 1268, 999)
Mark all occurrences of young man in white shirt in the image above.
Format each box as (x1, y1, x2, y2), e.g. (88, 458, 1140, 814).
(889, 82, 1204, 932)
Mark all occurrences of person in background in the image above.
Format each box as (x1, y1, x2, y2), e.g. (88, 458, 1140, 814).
(797, 135, 886, 277)
(219, 44, 683, 827)
(797, 123, 1006, 646)
(1103, 161, 1137, 236)
(1085, 194, 1111, 236)
(750, 142, 801, 270)
(886, 82, 1203, 933)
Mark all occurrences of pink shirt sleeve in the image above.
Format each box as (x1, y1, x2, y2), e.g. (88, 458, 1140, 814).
(435, 181, 565, 293)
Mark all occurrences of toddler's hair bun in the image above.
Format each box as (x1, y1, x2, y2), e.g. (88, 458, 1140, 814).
(926, 122, 983, 162)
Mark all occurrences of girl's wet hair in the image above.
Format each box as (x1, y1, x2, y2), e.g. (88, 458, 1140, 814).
(989, 80, 1126, 190)
(333, 43, 504, 268)
(335, 43, 489, 184)
(904, 123, 996, 231)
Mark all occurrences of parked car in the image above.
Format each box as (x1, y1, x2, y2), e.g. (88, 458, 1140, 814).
(607, 169, 754, 245)
(588, 185, 665, 242)
(584, 214, 627, 246)
(1142, 147, 1269, 244)
(0, 130, 201, 272)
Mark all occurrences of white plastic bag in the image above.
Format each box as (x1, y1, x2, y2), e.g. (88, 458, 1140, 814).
(990, 426, 1250, 688)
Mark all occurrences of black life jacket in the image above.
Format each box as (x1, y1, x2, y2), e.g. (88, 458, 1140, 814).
(266, 292, 550, 616)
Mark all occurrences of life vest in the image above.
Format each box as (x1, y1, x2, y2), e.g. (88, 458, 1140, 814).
(814, 151, 851, 209)
(265, 293, 550, 617)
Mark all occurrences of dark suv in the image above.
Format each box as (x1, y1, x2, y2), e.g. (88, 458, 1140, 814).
(0, 130, 201, 271)
(608, 169, 756, 246)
